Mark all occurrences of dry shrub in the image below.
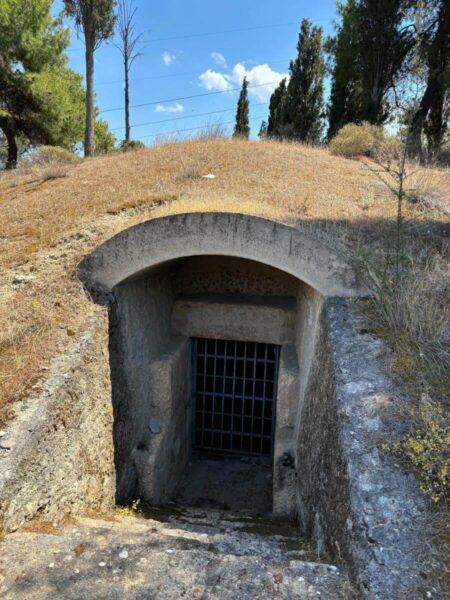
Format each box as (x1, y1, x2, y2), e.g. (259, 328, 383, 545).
(364, 243, 449, 503)
(407, 165, 450, 205)
(175, 155, 205, 181)
(27, 145, 81, 167)
(330, 122, 386, 159)
(386, 398, 448, 504)
(195, 121, 228, 141)
(39, 165, 69, 182)
(119, 140, 146, 152)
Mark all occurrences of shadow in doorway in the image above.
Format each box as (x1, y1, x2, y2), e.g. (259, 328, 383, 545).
(172, 452, 273, 516)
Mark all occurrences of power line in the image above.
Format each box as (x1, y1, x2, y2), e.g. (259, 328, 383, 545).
(140, 114, 267, 140)
(110, 102, 268, 132)
(96, 59, 288, 87)
(66, 21, 300, 53)
(100, 81, 282, 114)
(144, 21, 299, 43)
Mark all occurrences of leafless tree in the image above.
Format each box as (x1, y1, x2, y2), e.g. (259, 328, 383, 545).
(114, 0, 145, 143)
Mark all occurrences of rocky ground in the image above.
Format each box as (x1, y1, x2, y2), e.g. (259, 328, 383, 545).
(0, 507, 353, 599)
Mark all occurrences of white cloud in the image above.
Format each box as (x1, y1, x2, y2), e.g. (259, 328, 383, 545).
(198, 63, 287, 102)
(162, 51, 176, 65)
(155, 103, 185, 114)
(198, 69, 233, 92)
(230, 63, 287, 102)
(211, 51, 227, 68)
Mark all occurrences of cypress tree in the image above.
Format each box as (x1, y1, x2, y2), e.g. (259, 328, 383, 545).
(283, 19, 325, 143)
(267, 20, 325, 143)
(267, 78, 287, 139)
(326, 0, 363, 140)
(258, 120, 268, 139)
(233, 78, 250, 139)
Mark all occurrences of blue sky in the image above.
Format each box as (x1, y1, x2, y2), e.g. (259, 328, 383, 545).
(54, 0, 338, 143)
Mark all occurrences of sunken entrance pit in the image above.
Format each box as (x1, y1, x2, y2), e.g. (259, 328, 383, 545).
(74, 212, 429, 597)
(78, 212, 362, 518)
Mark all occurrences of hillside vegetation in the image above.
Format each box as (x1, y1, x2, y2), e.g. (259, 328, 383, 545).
(0, 138, 448, 500)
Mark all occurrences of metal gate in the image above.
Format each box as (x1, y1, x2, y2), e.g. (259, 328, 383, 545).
(192, 338, 280, 456)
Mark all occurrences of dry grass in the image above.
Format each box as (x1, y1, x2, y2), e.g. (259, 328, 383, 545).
(38, 165, 70, 183)
(0, 138, 448, 426)
(20, 515, 78, 536)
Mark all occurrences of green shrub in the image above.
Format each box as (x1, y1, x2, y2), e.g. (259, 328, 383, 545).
(29, 145, 80, 166)
(329, 122, 386, 159)
(119, 140, 146, 152)
(384, 398, 449, 504)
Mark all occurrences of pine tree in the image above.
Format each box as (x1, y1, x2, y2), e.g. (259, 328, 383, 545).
(64, 0, 116, 157)
(326, 0, 363, 139)
(233, 78, 250, 139)
(0, 0, 86, 168)
(268, 20, 325, 143)
(267, 78, 287, 139)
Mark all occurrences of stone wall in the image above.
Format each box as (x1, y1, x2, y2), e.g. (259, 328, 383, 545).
(109, 270, 176, 503)
(172, 296, 296, 345)
(272, 344, 299, 517)
(0, 315, 114, 534)
(295, 298, 429, 599)
(134, 337, 191, 504)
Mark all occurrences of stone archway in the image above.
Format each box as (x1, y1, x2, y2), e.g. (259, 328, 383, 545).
(78, 212, 363, 299)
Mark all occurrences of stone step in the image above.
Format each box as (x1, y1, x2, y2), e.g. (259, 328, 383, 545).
(0, 508, 353, 599)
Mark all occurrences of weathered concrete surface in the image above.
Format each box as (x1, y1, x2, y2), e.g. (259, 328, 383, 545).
(174, 255, 300, 297)
(0, 508, 352, 599)
(296, 298, 430, 599)
(78, 212, 364, 298)
(172, 295, 296, 345)
(0, 316, 115, 534)
(108, 271, 177, 503)
(134, 337, 191, 505)
(273, 344, 299, 518)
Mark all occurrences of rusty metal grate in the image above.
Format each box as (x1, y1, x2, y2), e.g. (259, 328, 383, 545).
(191, 338, 280, 456)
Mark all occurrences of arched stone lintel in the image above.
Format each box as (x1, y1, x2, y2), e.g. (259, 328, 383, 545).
(78, 212, 365, 298)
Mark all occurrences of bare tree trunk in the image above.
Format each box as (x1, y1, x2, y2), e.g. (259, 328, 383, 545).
(0, 117, 18, 169)
(395, 148, 407, 279)
(408, 85, 436, 161)
(407, 0, 449, 162)
(84, 44, 95, 157)
(124, 49, 130, 142)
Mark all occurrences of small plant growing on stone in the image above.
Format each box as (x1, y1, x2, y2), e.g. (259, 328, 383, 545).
(116, 498, 141, 516)
(383, 396, 448, 504)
